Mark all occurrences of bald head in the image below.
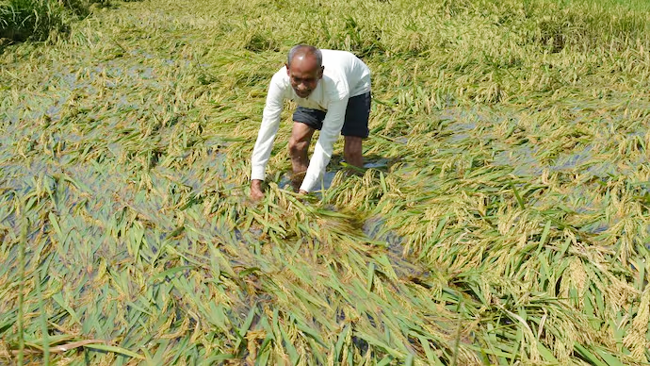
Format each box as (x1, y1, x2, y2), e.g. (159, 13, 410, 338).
(287, 45, 322, 68)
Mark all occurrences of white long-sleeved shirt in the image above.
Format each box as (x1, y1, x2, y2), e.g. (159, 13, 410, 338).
(250, 49, 371, 192)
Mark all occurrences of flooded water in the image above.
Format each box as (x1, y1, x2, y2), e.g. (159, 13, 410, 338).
(493, 145, 543, 176)
(2, 51, 648, 272)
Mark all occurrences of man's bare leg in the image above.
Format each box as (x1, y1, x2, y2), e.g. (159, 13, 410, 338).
(344, 135, 363, 171)
(289, 122, 315, 191)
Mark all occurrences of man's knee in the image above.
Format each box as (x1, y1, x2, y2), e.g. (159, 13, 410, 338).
(289, 122, 315, 157)
(288, 136, 309, 156)
(344, 136, 363, 151)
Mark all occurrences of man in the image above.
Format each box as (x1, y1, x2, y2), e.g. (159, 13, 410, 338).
(250, 45, 372, 200)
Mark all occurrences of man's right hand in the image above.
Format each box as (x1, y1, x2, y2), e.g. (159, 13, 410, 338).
(250, 179, 264, 201)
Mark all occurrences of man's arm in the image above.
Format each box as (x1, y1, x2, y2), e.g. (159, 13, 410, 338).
(299, 98, 348, 192)
(251, 76, 286, 183)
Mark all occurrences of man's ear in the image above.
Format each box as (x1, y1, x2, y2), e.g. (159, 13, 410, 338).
(318, 66, 324, 79)
(285, 63, 290, 76)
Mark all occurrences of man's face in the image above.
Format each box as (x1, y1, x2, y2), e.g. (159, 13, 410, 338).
(286, 55, 323, 98)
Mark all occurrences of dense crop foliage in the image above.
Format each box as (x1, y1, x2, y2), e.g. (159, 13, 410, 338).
(1, 0, 649, 364)
(1, 0, 111, 44)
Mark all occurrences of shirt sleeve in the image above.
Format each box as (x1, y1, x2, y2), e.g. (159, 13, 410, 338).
(300, 98, 349, 192)
(250, 76, 285, 181)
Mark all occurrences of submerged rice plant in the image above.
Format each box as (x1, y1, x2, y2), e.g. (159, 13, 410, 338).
(1, 0, 649, 364)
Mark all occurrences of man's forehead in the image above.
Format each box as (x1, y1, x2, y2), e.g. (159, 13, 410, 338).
(289, 53, 320, 69)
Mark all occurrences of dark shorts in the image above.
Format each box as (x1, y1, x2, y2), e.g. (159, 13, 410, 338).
(292, 92, 371, 138)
